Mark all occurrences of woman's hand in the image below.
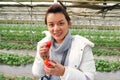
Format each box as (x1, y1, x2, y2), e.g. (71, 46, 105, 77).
(39, 43, 49, 59)
(44, 61, 65, 76)
(39, 40, 52, 60)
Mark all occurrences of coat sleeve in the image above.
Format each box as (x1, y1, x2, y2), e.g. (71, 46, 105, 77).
(32, 34, 51, 78)
(60, 46, 96, 80)
(32, 41, 45, 78)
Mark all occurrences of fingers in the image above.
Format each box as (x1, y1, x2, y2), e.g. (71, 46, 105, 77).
(39, 43, 49, 58)
(40, 47, 49, 54)
(44, 65, 56, 75)
(49, 60, 57, 67)
(40, 43, 47, 48)
(44, 62, 65, 76)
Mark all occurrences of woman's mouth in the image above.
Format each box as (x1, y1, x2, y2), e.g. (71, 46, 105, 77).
(54, 32, 62, 37)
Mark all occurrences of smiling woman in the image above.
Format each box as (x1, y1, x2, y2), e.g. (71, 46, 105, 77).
(32, 1, 96, 80)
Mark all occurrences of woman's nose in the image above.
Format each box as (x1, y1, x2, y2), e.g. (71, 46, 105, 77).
(54, 24, 60, 31)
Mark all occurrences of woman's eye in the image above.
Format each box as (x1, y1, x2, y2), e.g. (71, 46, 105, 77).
(48, 24, 54, 27)
(59, 22, 64, 26)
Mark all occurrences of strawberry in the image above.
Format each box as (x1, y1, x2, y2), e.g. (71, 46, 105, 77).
(44, 58, 56, 68)
(42, 40, 52, 60)
(45, 40, 52, 48)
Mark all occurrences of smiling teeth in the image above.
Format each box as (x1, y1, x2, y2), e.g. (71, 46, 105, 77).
(55, 32, 61, 36)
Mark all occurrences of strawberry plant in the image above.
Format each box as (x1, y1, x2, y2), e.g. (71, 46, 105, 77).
(0, 74, 33, 80)
(95, 59, 120, 72)
(0, 52, 34, 66)
(0, 42, 36, 50)
(93, 48, 120, 56)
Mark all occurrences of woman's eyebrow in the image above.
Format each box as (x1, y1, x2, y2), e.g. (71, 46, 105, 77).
(58, 19, 64, 22)
(48, 22, 52, 23)
(47, 22, 53, 24)
(48, 19, 64, 23)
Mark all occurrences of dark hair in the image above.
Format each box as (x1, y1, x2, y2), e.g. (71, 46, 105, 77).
(45, 3, 71, 25)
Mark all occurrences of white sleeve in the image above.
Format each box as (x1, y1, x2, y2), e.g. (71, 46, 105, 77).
(60, 46, 96, 80)
(32, 42, 45, 78)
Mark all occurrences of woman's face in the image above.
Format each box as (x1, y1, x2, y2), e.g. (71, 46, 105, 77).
(46, 13, 70, 43)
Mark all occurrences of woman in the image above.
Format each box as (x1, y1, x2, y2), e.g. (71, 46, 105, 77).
(32, 3, 96, 80)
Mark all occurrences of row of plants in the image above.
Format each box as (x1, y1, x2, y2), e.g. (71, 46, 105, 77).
(1, 24, 120, 37)
(1, 29, 120, 41)
(0, 52, 120, 72)
(1, 35, 119, 47)
(91, 38, 120, 47)
(1, 32, 44, 42)
(0, 52, 34, 66)
(0, 23, 120, 31)
(1, 34, 119, 47)
(71, 25, 120, 30)
(95, 59, 120, 72)
(0, 42, 36, 50)
(0, 74, 33, 80)
(0, 20, 43, 24)
(1, 25, 120, 47)
(1, 58, 120, 80)
(0, 24, 46, 31)
(93, 48, 120, 56)
(71, 29, 120, 37)
(0, 42, 120, 56)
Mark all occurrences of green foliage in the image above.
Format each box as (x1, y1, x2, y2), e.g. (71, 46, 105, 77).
(71, 29, 120, 37)
(0, 74, 4, 80)
(71, 25, 120, 30)
(93, 48, 120, 56)
(0, 24, 46, 42)
(91, 38, 120, 47)
(0, 53, 34, 66)
(15, 76, 33, 80)
(1, 53, 120, 72)
(71, 29, 120, 47)
(0, 74, 33, 80)
(95, 59, 120, 72)
(0, 24, 120, 48)
(0, 42, 36, 50)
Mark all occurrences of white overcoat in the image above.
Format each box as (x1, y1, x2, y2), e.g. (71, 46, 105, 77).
(32, 33, 96, 80)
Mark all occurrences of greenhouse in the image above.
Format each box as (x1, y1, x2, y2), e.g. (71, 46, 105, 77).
(0, 0, 120, 80)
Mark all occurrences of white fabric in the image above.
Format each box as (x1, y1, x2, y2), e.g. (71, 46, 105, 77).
(32, 34, 96, 80)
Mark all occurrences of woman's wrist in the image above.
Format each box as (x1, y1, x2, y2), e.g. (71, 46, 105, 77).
(61, 66, 65, 76)
(60, 67, 68, 79)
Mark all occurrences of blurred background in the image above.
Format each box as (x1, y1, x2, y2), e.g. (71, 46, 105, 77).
(0, 0, 120, 80)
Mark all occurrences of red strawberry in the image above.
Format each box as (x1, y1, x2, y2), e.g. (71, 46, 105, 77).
(45, 40, 52, 48)
(44, 59, 53, 68)
(44, 59, 55, 68)
(42, 40, 52, 60)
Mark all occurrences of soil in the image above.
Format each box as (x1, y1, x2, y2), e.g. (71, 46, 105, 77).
(94, 55, 120, 61)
